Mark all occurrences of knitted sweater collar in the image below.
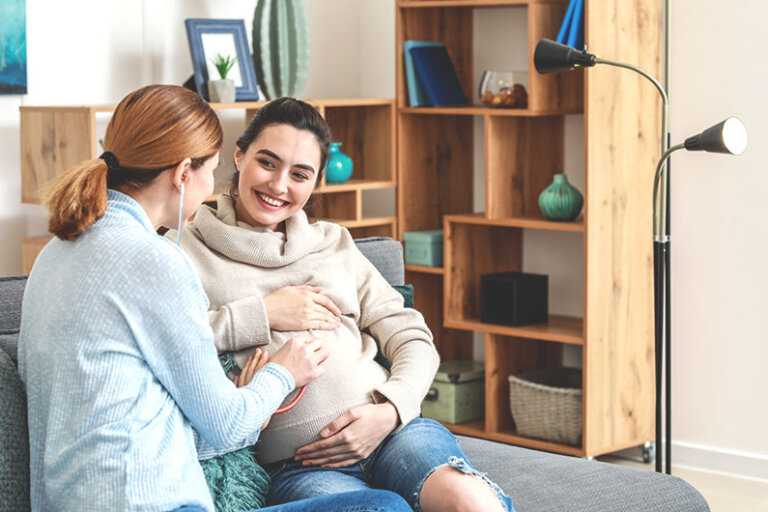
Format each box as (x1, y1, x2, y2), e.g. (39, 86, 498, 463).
(191, 194, 336, 267)
(104, 189, 156, 234)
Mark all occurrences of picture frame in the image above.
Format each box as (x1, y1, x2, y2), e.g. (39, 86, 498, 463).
(0, 0, 28, 94)
(185, 18, 260, 102)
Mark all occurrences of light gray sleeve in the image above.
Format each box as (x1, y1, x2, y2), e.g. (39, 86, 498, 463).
(193, 362, 293, 460)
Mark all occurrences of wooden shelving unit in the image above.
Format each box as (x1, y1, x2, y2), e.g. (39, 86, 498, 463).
(20, 98, 397, 268)
(396, 0, 661, 457)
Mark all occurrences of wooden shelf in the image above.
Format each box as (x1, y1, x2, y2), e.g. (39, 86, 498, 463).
(204, 180, 394, 204)
(21, 99, 396, 113)
(18, 105, 116, 113)
(317, 179, 395, 193)
(445, 315, 584, 344)
(20, 98, 395, 205)
(318, 216, 398, 238)
(444, 420, 585, 456)
(400, 106, 582, 116)
(405, 264, 444, 275)
(445, 421, 585, 456)
(397, 0, 659, 457)
(212, 98, 397, 110)
(20, 98, 397, 269)
(312, 98, 396, 108)
(399, 0, 569, 7)
(336, 217, 398, 239)
(444, 213, 584, 232)
(327, 216, 397, 229)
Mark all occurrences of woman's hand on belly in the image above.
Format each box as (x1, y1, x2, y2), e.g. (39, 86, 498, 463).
(293, 402, 400, 468)
(234, 348, 273, 429)
(264, 285, 342, 331)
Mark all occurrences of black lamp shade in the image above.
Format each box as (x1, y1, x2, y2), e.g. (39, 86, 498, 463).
(683, 117, 748, 155)
(534, 38, 596, 74)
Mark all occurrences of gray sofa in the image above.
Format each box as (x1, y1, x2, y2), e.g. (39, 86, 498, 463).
(0, 238, 709, 511)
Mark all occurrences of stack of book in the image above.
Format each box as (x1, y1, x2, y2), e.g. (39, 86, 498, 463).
(556, 0, 584, 50)
(403, 41, 467, 107)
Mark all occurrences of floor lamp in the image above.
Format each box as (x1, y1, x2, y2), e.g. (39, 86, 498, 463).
(533, 38, 747, 473)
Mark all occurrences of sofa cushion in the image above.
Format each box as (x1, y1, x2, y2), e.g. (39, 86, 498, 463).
(0, 332, 18, 365)
(354, 237, 404, 286)
(456, 436, 709, 512)
(0, 275, 26, 333)
(0, 349, 30, 512)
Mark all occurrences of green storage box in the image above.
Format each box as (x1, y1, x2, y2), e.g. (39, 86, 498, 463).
(421, 360, 484, 424)
(403, 230, 443, 267)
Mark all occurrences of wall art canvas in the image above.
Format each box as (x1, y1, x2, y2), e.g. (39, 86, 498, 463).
(0, 0, 27, 94)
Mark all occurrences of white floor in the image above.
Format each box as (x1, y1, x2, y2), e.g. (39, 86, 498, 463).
(600, 455, 768, 512)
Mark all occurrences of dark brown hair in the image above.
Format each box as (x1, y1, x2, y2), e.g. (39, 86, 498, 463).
(229, 97, 331, 198)
(46, 84, 223, 240)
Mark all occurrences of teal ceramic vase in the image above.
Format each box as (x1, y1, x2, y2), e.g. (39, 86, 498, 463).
(325, 142, 353, 184)
(538, 174, 583, 221)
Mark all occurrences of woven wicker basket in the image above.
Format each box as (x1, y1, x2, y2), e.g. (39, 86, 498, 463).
(508, 367, 582, 446)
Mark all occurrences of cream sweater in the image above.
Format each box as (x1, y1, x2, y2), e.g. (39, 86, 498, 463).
(173, 195, 439, 463)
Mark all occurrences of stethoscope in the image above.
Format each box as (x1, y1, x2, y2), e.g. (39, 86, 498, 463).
(274, 385, 307, 414)
(177, 182, 308, 415)
(275, 328, 316, 414)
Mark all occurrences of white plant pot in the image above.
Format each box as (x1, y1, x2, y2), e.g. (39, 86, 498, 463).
(207, 79, 236, 103)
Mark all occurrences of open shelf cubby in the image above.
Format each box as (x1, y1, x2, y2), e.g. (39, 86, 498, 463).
(396, 0, 660, 457)
(20, 99, 398, 266)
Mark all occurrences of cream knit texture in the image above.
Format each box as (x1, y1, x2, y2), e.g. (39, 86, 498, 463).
(175, 195, 440, 463)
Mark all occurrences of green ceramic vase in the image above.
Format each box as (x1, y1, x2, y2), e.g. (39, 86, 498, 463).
(252, 0, 310, 100)
(538, 174, 583, 221)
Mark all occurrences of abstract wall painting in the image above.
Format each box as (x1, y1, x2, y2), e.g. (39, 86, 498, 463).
(0, 0, 27, 94)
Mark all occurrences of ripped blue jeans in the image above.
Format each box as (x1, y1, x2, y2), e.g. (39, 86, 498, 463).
(265, 417, 514, 512)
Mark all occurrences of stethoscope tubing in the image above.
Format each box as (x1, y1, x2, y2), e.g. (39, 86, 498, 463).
(274, 384, 307, 414)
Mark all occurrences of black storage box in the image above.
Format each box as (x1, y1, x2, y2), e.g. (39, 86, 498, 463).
(481, 272, 548, 326)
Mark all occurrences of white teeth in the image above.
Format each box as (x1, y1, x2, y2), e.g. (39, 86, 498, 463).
(257, 192, 286, 207)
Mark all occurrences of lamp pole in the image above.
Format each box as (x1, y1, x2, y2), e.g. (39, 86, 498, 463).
(663, 0, 673, 476)
(534, 38, 745, 476)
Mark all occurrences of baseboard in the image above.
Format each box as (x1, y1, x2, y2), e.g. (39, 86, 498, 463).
(670, 441, 768, 482)
(608, 441, 768, 482)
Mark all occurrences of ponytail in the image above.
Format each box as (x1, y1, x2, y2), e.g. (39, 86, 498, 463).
(45, 159, 109, 241)
(44, 84, 223, 242)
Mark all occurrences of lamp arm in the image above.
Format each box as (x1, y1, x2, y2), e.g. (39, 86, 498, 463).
(595, 58, 670, 240)
(595, 58, 668, 105)
(653, 143, 683, 241)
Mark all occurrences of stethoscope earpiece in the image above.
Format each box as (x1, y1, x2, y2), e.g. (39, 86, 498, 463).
(175, 181, 185, 246)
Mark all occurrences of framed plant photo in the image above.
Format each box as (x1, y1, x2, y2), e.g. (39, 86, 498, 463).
(185, 19, 260, 102)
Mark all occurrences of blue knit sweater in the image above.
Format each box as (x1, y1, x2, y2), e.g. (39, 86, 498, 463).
(18, 190, 294, 512)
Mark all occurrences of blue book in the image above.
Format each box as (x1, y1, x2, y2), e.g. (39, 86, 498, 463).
(403, 41, 443, 107)
(566, 0, 584, 50)
(556, 0, 577, 44)
(408, 44, 467, 107)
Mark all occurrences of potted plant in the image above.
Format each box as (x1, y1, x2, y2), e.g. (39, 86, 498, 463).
(208, 53, 237, 103)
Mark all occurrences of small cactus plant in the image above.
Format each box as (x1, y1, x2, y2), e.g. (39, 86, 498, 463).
(212, 53, 237, 80)
(252, 0, 310, 99)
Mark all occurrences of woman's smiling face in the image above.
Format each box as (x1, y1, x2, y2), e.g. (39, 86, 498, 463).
(233, 123, 322, 231)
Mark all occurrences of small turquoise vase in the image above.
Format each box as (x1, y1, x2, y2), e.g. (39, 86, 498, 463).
(325, 142, 353, 184)
(538, 174, 583, 221)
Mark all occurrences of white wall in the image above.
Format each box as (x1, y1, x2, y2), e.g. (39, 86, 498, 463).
(0, 0, 378, 275)
(669, 0, 768, 479)
(1, 0, 766, 480)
